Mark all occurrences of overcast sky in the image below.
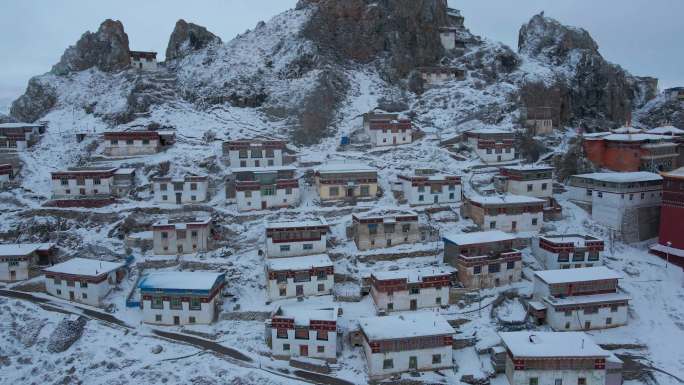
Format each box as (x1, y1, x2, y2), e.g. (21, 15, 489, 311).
(1, 0, 682, 105)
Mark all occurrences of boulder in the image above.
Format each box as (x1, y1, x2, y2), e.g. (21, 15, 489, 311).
(299, 0, 449, 76)
(47, 315, 87, 353)
(52, 19, 130, 75)
(165, 19, 222, 61)
(10, 76, 57, 122)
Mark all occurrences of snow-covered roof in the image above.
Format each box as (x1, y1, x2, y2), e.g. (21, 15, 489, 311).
(360, 313, 454, 340)
(372, 266, 455, 282)
(539, 234, 602, 247)
(266, 254, 333, 271)
(443, 230, 515, 245)
(139, 271, 224, 291)
(353, 208, 418, 220)
(611, 127, 643, 134)
(571, 172, 662, 183)
(501, 165, 554, 172)
(604, 133, 669, 142)
(315, 162, 376, 174)
(114, 168, 136, 175)
(266, 218, 328, 230)
(274, 306, 338, 325)
(152, 217, 211, 228)
(534, 266, 621, 285)
(467, 194, 545, 205)
(466, 128, 512, 135)
(0, 122, 44, 129)
(645, 126, 684, 135)
(44, 258, 124, 277)
(662, 167, 684, 179)
(230, 165, 296, 173)
(0, 243, 54, 256)
(544, 292, 630, 307)
(500, 332, 608, 358)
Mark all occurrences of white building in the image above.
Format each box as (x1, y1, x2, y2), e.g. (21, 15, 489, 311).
(151, 217, 213, 255)
(44, 258, 126, 307)
(51, 168, 117, 200)
(366, 118, 413, 147)
(0, 164, 14, 184)
(532, 234, 605, 270)
(499, 332, 610, 385)
(398, 170, 462, 206)
(227, 166, 299, 211)
(464, 128, 516, 164)
(104, 131, 175, 157)
(265, 219, 330, 258)
(223, 139, 287, 168)
(567, 172, 663, 242)
(314, 162, 379, 202)
(369, 267, 454, 314)
(463, 195, 545, 233)
(152, 175, 209, 205)
(0, 243, 55, 281)
(129, 51, 157, 71)
(359, 313, 454, 380)
(139, 272, 225, 325)
(0, 122, 45, 151)
(265, 254, 334, 301)
(417, 67, 466, 86)
(530, 267, 630, 331)
(496, 166, 554, 199)
(266, 305, 339, 362)
(352, 209, 421, 251)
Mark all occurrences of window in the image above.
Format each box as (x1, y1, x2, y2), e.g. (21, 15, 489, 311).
(279, 287, 287, 297)
(360, 185, 370, 197)
(155, 315, 162, 322)
(584, 321, 591, 329)
(542, 183, 548, 191)
(409, 287, 420, 295)
(251, 149, 263, 158)
(67, 280, 75, 287)
(489, 221, 496, 229)
(126, 139, 134, 145)
(191, 231, 198, 238)
(240, 161, 247, 167)
(532, 218, 538, 226)
(245, 190, 252, 198)
(507, 261, 516, 270)
(170, 297, 182, 310)
(82, 293, 88, 299)
(152, 297, 164, 309)
(54, 278, 62, 285)
(586, 189, 592, 196)
(265, 149, 275, 158)
(190, 183, 197, 191)
(294, 328, 309, 340)
(610, 305, 619, 313)
(317, 270, 327, 280)
(383, 359, 394, 369)
(60, 178, 68, 186)
(283, 343, 290, 351)
(384, 224, 395, 234)
(449, 193, 455, 199)
(488, 263, 501, 273)
(584, 306, 598, 315)
(277, 328, 288, 339)
(80, 281, 88, 288)
(191, 195, 197, 201)
(529, 378, 539, 385)
(565, 322, 571, 329)
(419, 195, 424, 201)
(418, 186, 425, 193)
(558, 252, 570, 262)
(142, 139, 150, 145)
(432, 354, 441, 364)
(329, 186, 339, 196)
(190, 297, 201, 310)
(317, 330, 328, 341)
(606, 317, 612, 325)
(286, 187, 293, 195)
(368, 224, 378, 235)
(280, 245, 291, 252)
(565, 310, 573, 317)
(268, 160, 274, 166)
(588, 251, 599, 261)
(317, 283, 325, 292)
(76, 177, 85, 186)
(578, 378, 586, 385)
(189, 316, 196, 324)
(294, 272, 311, 282)
(402, 224, 411, 233)
(111, 139, 119, 145)
(317, 346, 325, 353)
(473, 266, 481, 275)
(597, 191, 603, 198)
(436, 297, 442, 305)
(527, 184, 533, 192)
(555, 380, 562, 385)
(161, 232, 169, 239)
(303, 243, 313, 250)
(160, 183, 168, 191)
(572, 251, 585, 262)
(93, 178, 101, 185)
(387, 303, 393, 311)
(56, 289, 62, 295)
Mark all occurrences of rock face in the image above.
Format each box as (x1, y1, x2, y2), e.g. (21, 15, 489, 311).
(47, 316, 87, 353)
(519, 13, 657, 130)
(165, 19, 222, 61)
(299, 0, 449, 76)
(51, 19, 130, 75)
(10, 77, 57, 122)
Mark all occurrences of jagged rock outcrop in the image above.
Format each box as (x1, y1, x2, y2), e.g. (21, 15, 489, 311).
(165, 19, 222, 61)
(634, 92, 684, 129)
(292, 69, 348, 145)
(51, 19, 131, 75)
(298, 0, 449, 77)
(10, 76, 58, 122)
(519, 13, 657, 130)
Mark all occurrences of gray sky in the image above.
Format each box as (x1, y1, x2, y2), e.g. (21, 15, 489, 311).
(1, 0, 682, 104)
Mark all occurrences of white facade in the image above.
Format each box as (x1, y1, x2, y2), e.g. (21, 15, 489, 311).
(152, 177, 209, 205)
(44, 258, 125, 307)
(370, 267, 453, 313)
(475, 145, 516, 163)
(369, 128, 412, 147)
(0, 258, 30, 281)
(543, 295, 630, 331)
(130, 52, 157, 71)
(359, 313, 454, 380)
(139, 272, 224, 326)
(268, 307, 338, 362)
(532, 235, 605, 270)
(265, 254, 334, 301)
(0, 243, 54, 281)
(399, 174, 462, 206)
(225, 141, 285, 168)
(506, 178, 552, 198)
(51, 169, 116, 199)
(104, 134, 160, 157)
(483, 211, 543, 233)
(152, 218, 212, 255)
(265, 219, 329, 258)
(236, 185, 299, 211)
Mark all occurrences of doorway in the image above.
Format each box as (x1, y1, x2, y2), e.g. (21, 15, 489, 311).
(261, 201, 268, 210)
(410, 299, 418, 311)
(409, 356, 418, 370)
(10, 271, 16, 280)
(296, 285, 304, 297)
(175, 193, 182, 204)
(174, 316, 180, 325)
(299, 345, 308, 357)
(69, 291, 75, 301)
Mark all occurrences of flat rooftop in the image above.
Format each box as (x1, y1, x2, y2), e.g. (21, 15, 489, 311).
(360, 312, 454, 341)
(0, 243, 54, 256)
(353, 208, 418, 220)
(266, 254, 333, 271)
(315, 162, 376, 174)
(443, 230, 515, 246)
(534, 266, 621, 285)
(571, 172, 662, 184)
(139, 271, 224, 291)
(544, 292, 630, 307)
(266, 218, 328, 230)
(372, 266, 455, 283)
(500, 332, 608, 358)
(468, 194, 545, 205)
(274, 306, 338, 325)
(540, 234, 602, 247)
(44, 257, 124, 277)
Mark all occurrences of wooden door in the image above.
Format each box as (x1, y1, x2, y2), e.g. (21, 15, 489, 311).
(409, 356, 417, 370)
(175, 193, 182, 204)
(296, 285, 304, 296)
(299, 345, 308, 357)
(410, 299, 418, 311)
(9, 271, 16, 280)
(511, 221, 517, 231)
(174, 316, 180, 325)
(69, 291, 75, 300)
(261, 201, 268, 209)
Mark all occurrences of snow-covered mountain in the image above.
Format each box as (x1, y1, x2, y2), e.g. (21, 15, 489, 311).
(2, 1, 683, 385)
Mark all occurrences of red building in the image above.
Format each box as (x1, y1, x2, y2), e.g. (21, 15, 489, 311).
(583, 132, 679, 172)
(650, 167, 684, 267)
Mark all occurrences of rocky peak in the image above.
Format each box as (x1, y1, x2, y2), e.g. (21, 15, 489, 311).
(518, 13, 598, 65)
(51, 19, 131, 75)
(165, 19, 222, 61)
(299, 0, 449, 76)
